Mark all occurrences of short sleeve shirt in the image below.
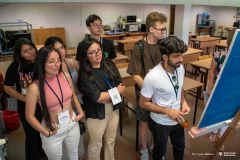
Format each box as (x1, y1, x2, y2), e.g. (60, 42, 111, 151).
(127, 39, 162, 98)
(4, 61, 34, 113)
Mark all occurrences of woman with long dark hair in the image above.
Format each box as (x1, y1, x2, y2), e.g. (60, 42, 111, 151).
(4, 38, 43, 159)
(78, 37, 125, 160)
(44, 36, 85, 160)
(25, 46, 84, 159)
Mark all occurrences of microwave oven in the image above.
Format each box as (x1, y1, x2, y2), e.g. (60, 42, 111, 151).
(125, 24, 138, 32)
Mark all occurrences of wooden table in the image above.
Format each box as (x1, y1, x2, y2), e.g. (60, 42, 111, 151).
(182, 48, 203, 64)
(117, 38, 141, 57)
(189, 33, 198, 37)
(190, 58, 212, 98)
(66, 47, 77, 58)
(197, 26, 216, 36)
(101, 34, 126, 41)
(190, 37, 221, 49)
(114, 53, 130, 64)
(0, 61, 12, 78)
(124, 32, 147, 37)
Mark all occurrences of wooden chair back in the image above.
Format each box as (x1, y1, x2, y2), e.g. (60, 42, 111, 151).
(124, 37, 133, 40)
(116, 63, 129, 68)
(220, 40, 227, 44)
(198, 55, 210, 60)
(203, 35, 210, 38)
(133, 36, 143, 39)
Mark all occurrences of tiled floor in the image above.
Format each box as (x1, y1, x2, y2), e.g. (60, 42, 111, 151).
(6, 65, 240, 160)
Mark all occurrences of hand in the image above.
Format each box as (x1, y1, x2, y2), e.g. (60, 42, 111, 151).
(182, 103, 190, 115)
(74, 87, 81, 95)
(207, 88, 212, 96)
(45, 127, 58, 137)
(73, 114, 83, 122)
(117, 83, 125, 94)
(167, 109, 184, 123)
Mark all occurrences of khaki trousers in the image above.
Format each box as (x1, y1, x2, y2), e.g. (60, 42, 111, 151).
(86, 102, 119, 160)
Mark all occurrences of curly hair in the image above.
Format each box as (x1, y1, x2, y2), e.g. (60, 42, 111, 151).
(159, 36, 188, 58)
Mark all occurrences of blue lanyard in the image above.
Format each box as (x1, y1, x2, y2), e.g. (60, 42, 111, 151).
(162, 63, 179, 100)
(146, 36, 158, 66)
(93, 68, 112, 88)
(64, 59, 73, 80)
(44, 75, 64, 110)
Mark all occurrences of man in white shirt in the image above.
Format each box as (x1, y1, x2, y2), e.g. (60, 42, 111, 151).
(140, 36, 190, 160)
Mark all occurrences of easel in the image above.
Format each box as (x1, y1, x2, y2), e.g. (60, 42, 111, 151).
(207, 109, 240, 160)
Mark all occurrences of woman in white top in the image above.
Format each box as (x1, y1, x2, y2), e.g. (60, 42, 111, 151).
(45, 36, 85, 160)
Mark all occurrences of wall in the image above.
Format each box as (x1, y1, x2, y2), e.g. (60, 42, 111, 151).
(190, 5, 237, 36)
(0, 3, 170, 47)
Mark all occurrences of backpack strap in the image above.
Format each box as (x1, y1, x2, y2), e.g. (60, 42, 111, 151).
(135, 40, 145, 75)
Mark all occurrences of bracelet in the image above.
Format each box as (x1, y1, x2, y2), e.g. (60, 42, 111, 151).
(47, 131, 50, 138)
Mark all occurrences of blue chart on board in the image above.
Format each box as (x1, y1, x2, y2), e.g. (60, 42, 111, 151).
(198, 30, 240, 129)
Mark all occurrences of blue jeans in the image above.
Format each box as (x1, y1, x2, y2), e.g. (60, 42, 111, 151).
(148, 117, 185, 160)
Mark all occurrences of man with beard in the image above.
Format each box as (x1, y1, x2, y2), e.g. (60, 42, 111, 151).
(139, 36, 190, 160)
(127, 12, 168, 160)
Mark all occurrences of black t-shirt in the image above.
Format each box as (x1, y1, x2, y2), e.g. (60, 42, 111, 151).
(76, 37, 117, 61)
(4, 61, 34, 113)
(80, 62, 123, 119)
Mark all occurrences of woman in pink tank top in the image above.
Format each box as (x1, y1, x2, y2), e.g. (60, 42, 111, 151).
(25, 46, 84, 160)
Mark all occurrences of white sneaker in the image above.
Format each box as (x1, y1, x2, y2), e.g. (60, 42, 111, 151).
(140, 149, 149, 160)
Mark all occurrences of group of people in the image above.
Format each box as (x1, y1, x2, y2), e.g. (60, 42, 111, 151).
(3, 10, 236, 160)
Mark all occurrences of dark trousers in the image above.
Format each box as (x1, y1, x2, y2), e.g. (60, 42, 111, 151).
(18, 112, 43, 160)
(148, 117, 185, 160)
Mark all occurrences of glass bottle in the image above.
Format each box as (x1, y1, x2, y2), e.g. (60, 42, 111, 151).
(179, 117, 189, 128)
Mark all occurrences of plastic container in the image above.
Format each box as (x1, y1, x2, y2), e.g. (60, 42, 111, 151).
(1, 109, 21, 130)
(179, 117, 189, 128)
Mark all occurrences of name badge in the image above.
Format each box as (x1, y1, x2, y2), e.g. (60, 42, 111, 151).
(108, 87, 122, 105)
(58, 110, 71, 128)
(171, 100, 180, 110)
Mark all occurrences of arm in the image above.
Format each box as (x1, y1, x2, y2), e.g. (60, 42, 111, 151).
(72, 59, 79, 73)
(25, 83, 57, 137)
(97, 83, 125, 104)
(140, 94, 183, 123)
(64, 72, 84, 121)
(207, 58, 217, 96)
(133, 75, 144, 89)
(181, 89, 190, 115)
(4, 85, 26, 102)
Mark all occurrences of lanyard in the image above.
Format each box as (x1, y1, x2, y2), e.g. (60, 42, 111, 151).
(45, 75, 64, 110)
(64, 59, 73, 80)
(146, 36, 158, 66)
(93, 68, 112, 88)
(162, 63, 179, 100)
(100, 36, 103, 50)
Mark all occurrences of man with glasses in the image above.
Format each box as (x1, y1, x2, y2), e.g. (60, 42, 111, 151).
(127, 12, 167, 160)
(76, 14, 116, 61)
(140, 36, 190, 160)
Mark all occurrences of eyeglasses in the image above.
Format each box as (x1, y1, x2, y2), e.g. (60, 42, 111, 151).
(153, 27, 167, 33)
(172, 76, 179, 89)
(87, 48, 102, 57)
(91, 23, 102, 28)
(46, 59, 62, 65)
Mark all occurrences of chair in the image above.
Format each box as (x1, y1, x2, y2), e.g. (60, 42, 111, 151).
(217, 26, 227, 38)
(198, 55, 211, 60)
(220, 40, 227, 44)
(133, 36, 143, 39)
(194, 36, 203, 49)
(196, 36, 203, 39)
(116, 62, 129, 68)
(203, 35, 210, 37)
(124, 37, 133, 40)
